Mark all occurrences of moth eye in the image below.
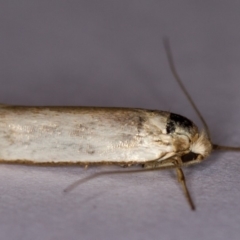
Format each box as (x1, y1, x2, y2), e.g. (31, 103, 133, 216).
(181, 151, 199, 163)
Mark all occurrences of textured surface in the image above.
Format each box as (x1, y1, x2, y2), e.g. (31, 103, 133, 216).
(1, 1, 240, 240)
(0, 107, 178, 163)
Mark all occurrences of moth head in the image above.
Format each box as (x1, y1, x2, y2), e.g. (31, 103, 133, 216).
(166, 113, 212, 165)
(181, 131, 212, 165)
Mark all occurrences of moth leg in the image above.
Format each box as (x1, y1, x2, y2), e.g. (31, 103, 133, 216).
(143, 158, 195, 210)
(142, 157, 180, 169)
(175, 167, 195, 210)
(142, 161, 159, 169)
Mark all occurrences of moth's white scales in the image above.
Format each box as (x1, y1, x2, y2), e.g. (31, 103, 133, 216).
(0, 106, 212, 164)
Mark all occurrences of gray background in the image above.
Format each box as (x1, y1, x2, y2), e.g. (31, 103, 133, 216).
(1, 1, 240, 240)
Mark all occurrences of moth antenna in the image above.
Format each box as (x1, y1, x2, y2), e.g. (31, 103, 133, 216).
(64, 165, 177, 193)
(212, 144, 240, 151)
(163, 37, 211, 140)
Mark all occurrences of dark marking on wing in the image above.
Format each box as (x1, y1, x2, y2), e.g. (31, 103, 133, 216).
(137, 116, 144, 133)
(166, 113, 193, 134)
(170, 113, 193, 128)
(166, 121, 175, 134)
(145, 109, 160, 114)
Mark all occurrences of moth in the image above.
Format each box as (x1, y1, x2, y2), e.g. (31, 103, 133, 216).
(0, 39, 238, 210)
